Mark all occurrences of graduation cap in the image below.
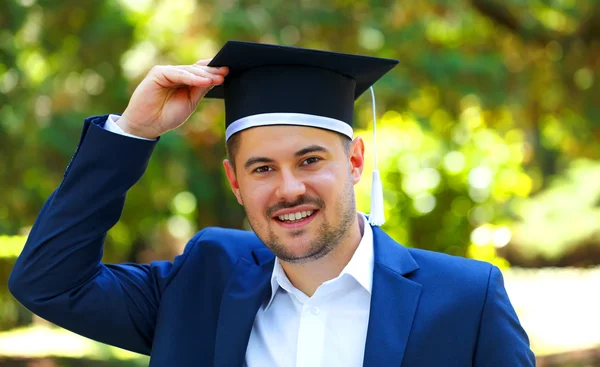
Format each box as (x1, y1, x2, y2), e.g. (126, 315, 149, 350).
(207, 40, 398, 226)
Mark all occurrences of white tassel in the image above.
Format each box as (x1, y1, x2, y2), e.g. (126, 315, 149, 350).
(368, 86, 385, 226)
(369, 169, 385, 226)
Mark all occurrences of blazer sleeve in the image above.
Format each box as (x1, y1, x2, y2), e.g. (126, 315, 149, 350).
(473, 266, 536, 366)
(8, 115, 189, 355)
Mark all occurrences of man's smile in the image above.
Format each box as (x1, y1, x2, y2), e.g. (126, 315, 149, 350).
(272, 208, 320, 230)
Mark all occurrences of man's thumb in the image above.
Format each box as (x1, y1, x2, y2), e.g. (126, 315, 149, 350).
(190, 85, 214, 106)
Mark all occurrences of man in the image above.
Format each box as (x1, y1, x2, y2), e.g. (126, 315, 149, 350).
(9, 41, 535, 366)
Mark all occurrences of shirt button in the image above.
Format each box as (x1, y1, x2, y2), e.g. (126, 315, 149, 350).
(311, 306, 320, 315)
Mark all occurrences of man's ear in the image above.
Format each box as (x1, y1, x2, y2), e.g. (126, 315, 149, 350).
(223, 159, 243, 205)
(349, 137, 365, 185)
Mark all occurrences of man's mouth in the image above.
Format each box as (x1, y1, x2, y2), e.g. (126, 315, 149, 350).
(275, 210, 318, 223)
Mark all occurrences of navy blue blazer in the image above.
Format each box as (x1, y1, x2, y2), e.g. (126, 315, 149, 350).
(9, 115, 535, 366)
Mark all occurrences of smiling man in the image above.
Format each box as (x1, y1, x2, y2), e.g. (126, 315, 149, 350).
(228, 130, 357, 268)
(9, 41, 535, 366)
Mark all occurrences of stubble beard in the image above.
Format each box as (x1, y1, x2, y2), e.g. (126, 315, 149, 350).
(244, 175, 357, 264)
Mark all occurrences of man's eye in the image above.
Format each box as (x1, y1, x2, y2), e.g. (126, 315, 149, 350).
(302, 157, 321, 165)
(254, 166, 272, 173)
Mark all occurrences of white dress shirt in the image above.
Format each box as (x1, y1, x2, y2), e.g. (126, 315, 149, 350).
(245, 214, 374, 367)
(103, 115, 375, 366)
(104, 114, 154, 140)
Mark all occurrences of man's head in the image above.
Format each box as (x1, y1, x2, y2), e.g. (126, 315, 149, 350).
(208, 41, 397, 260)
(223, 126, 365, 263)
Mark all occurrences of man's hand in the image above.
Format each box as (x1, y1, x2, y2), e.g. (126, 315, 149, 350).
(117, 59, 229, 139)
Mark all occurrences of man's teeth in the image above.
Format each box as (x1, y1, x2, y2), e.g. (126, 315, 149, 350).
(278, 210, 315, 222)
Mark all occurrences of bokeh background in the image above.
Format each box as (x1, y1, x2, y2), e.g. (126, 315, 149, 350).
(1, 0, 600, 365)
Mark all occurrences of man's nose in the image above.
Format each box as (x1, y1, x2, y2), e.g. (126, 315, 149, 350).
(275, 169, 306, 201)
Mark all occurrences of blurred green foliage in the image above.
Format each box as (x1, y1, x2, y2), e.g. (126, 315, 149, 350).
(1, 0, 599, 363)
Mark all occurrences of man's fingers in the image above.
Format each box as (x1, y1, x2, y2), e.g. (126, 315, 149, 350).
(150, 65, 213, 88)
(181, 65, 227, 84)
(193, 59, 229, 75)
(194, 58, 212, 66)
(190, 84, 214, 105)
(192, 64, 229, 76)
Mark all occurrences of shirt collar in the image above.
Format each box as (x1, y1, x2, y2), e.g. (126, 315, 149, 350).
(265, 213, 374, 310)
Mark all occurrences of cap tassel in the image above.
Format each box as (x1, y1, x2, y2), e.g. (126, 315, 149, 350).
(368, 86, 385, 226)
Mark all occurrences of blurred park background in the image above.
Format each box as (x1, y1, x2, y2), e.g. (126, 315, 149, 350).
(1, 0, 600, 365)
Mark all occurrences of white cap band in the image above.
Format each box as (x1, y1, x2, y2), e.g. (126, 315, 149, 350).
(225, 112, 354, 141)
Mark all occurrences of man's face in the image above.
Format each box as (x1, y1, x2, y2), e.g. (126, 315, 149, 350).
(223, 125, 365, 264)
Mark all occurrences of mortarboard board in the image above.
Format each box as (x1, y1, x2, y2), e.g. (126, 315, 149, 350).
(206, 40, 398, 141)
(207, 40, 398, 226)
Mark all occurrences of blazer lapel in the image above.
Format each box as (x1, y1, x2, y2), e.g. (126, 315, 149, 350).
(363, 227, 422, 367)
(213, 247, 274, 367)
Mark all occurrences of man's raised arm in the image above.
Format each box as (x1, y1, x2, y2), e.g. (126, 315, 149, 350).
(8, 61, 228, 354)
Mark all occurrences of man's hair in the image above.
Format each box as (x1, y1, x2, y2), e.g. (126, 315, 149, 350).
(226, 132, 352, 173)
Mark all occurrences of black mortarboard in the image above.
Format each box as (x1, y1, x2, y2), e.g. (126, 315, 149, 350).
(207, 40, 397, 226)
(206, 40, 398, 141)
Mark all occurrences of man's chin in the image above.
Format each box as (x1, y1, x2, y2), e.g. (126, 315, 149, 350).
(277, 248, 322, 264)
(263, 236, 321, 262)
(275, 238, 335, 264)
(287, 228, 308, 238)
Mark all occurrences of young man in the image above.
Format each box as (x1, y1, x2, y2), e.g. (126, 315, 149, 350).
(9, 41, 535, 366)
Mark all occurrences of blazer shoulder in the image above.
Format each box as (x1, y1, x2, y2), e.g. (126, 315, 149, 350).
(185, 226, 268, 263)
(409, 247, 492, 271)
(408, 247, 494, 291)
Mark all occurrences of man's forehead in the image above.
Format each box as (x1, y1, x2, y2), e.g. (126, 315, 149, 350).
(237, 124, 342, 147)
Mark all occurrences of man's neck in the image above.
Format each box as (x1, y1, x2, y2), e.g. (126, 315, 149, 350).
(279, 214, 365, 297)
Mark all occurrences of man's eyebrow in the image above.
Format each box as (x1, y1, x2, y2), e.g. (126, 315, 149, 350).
(243, 145, 329, 170)
(295, 145, 329, 157)
(244, 157, 275, 170)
